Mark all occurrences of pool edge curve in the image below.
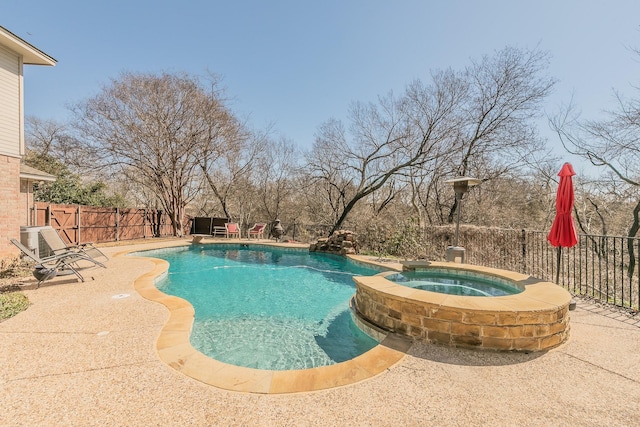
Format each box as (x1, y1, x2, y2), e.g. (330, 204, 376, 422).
(115, 240, 410, 394)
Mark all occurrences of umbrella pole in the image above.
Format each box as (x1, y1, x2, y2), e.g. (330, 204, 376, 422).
(555, 246, 562, 284)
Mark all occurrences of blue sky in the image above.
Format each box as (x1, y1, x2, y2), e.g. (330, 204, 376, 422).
(4, 1, 640, 173)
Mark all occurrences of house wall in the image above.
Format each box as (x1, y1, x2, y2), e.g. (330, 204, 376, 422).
(0, 155, 21, 258)
(0, 45, 22, 158)
(0, 28, 55, 262)
(0, 43, 23, 259)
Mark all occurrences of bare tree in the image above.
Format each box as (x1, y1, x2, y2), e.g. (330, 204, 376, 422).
(309, 78, 464, 236)
(71, 71, 234, 236)
(25, 116, 66, 156)
(198, 118, 258, 221)
(25, 116, 93, 168)
(552, 89, 640, 276)
(303, 122, 357, 226)
(308, 47, 554, 236)
(407, 47, 556, 225)
(254, 137, 300, 229)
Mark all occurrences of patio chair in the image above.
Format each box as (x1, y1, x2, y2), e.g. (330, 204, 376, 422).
(38, 227, 108, 261)
(211, 217, 228, 237)
(225, 222, 241, 239)
(10, 239, 105, 287)
(247, 223, 266, 239)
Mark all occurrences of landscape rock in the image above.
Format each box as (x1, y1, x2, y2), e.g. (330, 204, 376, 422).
(309, 230, 357, 256)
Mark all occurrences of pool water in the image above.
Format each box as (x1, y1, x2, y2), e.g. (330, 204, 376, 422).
(144, 244, 381, 370)
(386, 270, 523, 296)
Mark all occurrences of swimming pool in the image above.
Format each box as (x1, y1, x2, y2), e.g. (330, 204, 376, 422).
(144, 244, 381, 370)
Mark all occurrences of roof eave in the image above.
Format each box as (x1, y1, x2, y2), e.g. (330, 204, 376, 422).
(20, 172, 56, 182)
(20, 164, 57, 182)
(0, 26, 56, 66)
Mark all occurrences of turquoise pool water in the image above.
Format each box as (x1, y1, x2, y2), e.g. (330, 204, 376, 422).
(142, 244, 381, 370)
(386, 270, 523, 296)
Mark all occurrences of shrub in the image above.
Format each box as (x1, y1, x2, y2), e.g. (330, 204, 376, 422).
(0, 292, 29, 320)
(357, 219, 428, 259)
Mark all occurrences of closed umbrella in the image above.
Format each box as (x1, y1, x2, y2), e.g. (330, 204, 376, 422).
(547, 162, 578, 283)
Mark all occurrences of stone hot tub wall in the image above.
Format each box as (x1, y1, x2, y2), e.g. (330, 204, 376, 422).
(352, 263, 572, 352)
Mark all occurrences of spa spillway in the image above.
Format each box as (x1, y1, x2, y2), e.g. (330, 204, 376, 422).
(352, 261, 572, 352)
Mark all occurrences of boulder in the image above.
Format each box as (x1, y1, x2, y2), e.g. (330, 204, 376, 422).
(309, 230, 358, 257)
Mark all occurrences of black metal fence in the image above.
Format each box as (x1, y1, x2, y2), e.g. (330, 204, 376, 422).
(290, 222, 639, 313)
(419, 226, 640, 313)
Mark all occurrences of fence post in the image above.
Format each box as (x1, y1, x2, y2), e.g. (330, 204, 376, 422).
(75, 205, 80, 245)
(116, 207, 120, 241)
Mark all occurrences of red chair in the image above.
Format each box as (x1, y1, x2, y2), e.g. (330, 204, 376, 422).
(247, 223, 266, 239)
(225, 222, 241, 238)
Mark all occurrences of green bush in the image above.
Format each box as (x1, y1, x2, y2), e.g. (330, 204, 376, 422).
(0, 292, 29, 320)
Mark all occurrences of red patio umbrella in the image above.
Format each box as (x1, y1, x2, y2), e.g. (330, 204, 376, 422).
(548, 162, 578, 283)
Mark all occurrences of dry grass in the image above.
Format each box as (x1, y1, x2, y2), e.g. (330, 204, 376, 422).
(0, 258, 33, 290)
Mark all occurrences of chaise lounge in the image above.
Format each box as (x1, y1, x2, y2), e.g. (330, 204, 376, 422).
(10, 238, 106, 287)
(38, 227, 108, 261)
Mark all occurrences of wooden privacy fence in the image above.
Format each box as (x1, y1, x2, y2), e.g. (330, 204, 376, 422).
(32, 202, 183, 245)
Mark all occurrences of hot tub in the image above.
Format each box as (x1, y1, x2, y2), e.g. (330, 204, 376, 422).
(352, 261, 572, 352)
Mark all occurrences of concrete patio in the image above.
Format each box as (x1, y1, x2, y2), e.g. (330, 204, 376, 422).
(1, 239, 639, 426)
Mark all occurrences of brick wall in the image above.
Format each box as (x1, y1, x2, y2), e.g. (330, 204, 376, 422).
(0, 154, 21, 259)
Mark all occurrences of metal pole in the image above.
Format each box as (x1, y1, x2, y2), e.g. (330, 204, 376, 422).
(454, 192, 462, 247)
(556, 246, 562, 284)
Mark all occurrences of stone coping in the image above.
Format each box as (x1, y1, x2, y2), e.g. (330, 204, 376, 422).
(115, 239, 410, 394)
(346, 255, 405, 272)
(355, 272, 570, 313)
(381, 261, 572, 311)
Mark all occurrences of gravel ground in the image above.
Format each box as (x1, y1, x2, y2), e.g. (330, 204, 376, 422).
(1, 239, 639, 427)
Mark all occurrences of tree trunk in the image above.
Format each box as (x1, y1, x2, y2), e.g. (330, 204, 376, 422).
(447, 197, 458, 224)
(626, 199, 640, 278)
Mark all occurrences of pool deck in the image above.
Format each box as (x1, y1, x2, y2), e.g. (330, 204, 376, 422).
(2, 238, 640, 426)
